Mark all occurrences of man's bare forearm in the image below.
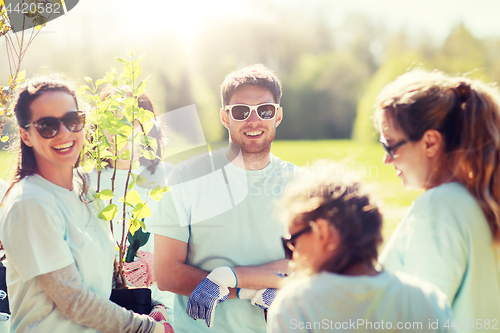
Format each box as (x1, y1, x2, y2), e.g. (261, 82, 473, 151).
(231, 259, 289, 291)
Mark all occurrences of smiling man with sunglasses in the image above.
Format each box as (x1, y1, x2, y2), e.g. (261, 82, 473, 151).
(151, 65, 298, 333)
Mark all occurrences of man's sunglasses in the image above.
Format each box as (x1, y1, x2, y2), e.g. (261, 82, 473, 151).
(225, 103, 279, 121)
(380, 138, 407, 159)
(24, 111, 86, 139)
(281, 224, 313, 260)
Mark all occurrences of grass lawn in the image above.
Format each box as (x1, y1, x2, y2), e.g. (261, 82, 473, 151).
(0, 140, 420, 247)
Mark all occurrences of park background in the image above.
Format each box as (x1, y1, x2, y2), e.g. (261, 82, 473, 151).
(2, 0, 500, 244)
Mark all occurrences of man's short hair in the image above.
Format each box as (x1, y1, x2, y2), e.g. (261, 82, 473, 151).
(220, 64, 282, 107)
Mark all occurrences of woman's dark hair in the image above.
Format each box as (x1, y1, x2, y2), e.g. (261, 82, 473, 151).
(3, 74, 89, 202)
(373, 69, 500, 243)
(280, 161, 383, 274)
(99, 86, 163, 174)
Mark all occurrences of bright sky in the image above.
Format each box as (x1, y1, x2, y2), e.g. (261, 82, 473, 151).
(40, 0, 500, 48)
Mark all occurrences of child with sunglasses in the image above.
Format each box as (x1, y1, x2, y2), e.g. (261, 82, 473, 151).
(0, 75, 172, 333)
(375, 69, 500, 325)
(267, 162, 453, 332)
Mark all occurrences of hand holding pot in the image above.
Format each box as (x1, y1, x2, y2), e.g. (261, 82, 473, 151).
(123, 250, 155, 288)
(150, 302, 174, 333)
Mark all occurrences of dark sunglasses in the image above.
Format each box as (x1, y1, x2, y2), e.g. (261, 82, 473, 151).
(225, 103, 279, 121)
(380, 138, 407, 159)
(24, 111, 85, 139)
(281, 224, 313, 260)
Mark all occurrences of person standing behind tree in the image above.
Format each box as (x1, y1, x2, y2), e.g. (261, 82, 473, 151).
(149, 64, 298, 333)
(374, 69, 500, 328)
(87, 87, 175, 325)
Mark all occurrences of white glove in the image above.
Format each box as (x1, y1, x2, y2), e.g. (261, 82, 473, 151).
(150, 302, 173, 333)
(237, 288, 277, 310)
(186, 266, 237, 328)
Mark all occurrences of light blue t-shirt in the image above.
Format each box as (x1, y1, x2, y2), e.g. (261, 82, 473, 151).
(267, 270, 454, 333)
(380, 182, 500, 327)
(0, 174, 115, 333)
(87, 163, 175, 324)
(148, 148, 298, 333)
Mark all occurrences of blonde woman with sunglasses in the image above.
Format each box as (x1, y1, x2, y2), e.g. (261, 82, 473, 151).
(0, 75, 172, 333)
(267, 163, 453, 333)
(375, 69, 500, 327)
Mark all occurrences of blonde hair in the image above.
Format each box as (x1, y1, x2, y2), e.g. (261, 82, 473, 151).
(374, 69, 500, 243)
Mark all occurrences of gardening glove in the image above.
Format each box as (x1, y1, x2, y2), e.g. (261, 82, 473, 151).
(122, 250, 155, 288)
(150, 302, 174, 333)
(237, 288, 277, 310)
(186, 266, 237, 328)
(149, 301, 169, 322)
(152, 322, 174, 333)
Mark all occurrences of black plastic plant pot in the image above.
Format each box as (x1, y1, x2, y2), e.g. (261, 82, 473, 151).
(110, 288, 152, 315)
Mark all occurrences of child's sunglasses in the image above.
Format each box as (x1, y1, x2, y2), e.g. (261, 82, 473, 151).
(225, 103, 279, 121)
(24, 111, 86, 139)
(281, 224, 313, 260)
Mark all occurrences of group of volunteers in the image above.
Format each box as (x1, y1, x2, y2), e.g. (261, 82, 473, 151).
(0, 63, 498, 333)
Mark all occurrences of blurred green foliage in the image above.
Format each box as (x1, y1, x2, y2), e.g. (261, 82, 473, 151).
(353, 24, 495, 142)
(1, 8, 500, 144)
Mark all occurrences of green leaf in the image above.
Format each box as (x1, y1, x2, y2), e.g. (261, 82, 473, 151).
(17, 70, 26, 82)
(84, 76, 92, 83)
(142, 150, 157, 160)
(82, 159, 94, 173)
(135, 175, 148, 186)
(115, 57, 128, 65)
(128, 175, 136, 191)
(139, 111, 155, 134)
(132, 203, 151, 220)
(128, 48, 135, 57)
(139, 218, 147, 230)
(136, 79, 148, 96)
(95, 79, 107, 88)
(77, 85, 92, 95)
(149, 186, 169, 201)
(135, 54, 146, 66)
(119, 190, 143, 205)
(128, 218, 141, 236)
(132, 159, 140, 170)
(120, 149, 131, 161)
(96, 189, 114, 200)
(98, 204, 118, 221)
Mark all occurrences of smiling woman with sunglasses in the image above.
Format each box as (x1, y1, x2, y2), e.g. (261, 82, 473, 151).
(0, 75, 171, 333)
(267, 162, 453, 332)
(374, 69, 500, 325)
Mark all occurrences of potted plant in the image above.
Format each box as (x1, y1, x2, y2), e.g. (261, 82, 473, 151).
(79, 49, 168, 314)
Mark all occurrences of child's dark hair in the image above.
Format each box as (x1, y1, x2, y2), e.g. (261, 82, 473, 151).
(280, 161, 383, 274)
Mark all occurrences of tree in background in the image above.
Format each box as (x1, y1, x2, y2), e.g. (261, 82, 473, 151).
(353, 24, 491, 143)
